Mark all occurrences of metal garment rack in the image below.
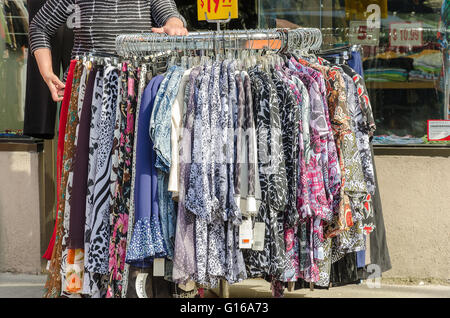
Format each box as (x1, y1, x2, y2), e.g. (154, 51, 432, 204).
(115, 28, 323, 59)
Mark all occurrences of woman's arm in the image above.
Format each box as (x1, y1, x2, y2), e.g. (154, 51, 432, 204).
(29, 0, 75, 101)
(34, 48, 66, 102)
(275, 18, 300, 29)
(150, 0, 188, 36)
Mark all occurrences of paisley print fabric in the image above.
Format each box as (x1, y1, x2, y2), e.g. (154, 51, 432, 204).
(59, 62, 83, 296)
(63, 65, 89, 295)
(341, 65, 376, 196)
(44, 61, 82, 298)
(309, 63, 357, 237)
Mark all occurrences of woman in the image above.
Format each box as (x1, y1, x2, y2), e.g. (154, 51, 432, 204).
(29, 0, 188, 102)
(29, 0, 188, 298)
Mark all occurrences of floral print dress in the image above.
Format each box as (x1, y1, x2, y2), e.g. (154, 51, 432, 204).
(106, 64, 138, 298)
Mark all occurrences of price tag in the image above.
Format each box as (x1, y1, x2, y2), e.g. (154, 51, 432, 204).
(153, 258, 165, 277)
(390, 22, 423, 47)
(239, 218, 253, 249)
(197, 0, 238, 21)
(136, 273, 149, 298)
(252, 222, 265, 251)
(427, 120, 450, 141)
(349, 21, 380, 46)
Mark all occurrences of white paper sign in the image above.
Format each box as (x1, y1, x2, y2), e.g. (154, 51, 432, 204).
(153, 258, 165, 277)
(239, 218, 253, 249)
(428, 120, 450, 141)
(349, 21, 380, 46)
(252, 222, 265, 251)
(390, 22, 423, 47)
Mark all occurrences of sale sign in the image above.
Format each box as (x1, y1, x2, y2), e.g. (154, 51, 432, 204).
(427, 120, 450, 141)
(197, 0, 238, 21)
(349, 21, 380, 46)
(389, 22, 423, 47)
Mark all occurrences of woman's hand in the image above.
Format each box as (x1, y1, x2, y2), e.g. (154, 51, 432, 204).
(151, 17, 188, 36)
(34, 48, 65, 102)
(44, 73, 66, 102)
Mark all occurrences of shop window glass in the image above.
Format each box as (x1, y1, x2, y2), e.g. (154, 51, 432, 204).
(0, 0, 28, 137)
(2, 1, 448, 145)
(258, 0, 450, 145)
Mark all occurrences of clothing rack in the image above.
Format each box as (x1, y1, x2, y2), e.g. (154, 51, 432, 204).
(113, 27, 324, 299)
(115, 28, 323, 58)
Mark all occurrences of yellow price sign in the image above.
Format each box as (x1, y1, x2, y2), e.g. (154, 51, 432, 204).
(197, 0, 238, 21)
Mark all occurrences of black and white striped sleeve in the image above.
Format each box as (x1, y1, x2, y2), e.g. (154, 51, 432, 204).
(28, 0, 75, 54)
(151, 0, 187, 28)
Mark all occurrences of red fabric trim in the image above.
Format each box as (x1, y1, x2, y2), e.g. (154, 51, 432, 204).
(43, 60, 77, 260)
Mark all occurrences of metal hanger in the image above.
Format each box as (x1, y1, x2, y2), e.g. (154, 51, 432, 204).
(114, 27, 322, 67)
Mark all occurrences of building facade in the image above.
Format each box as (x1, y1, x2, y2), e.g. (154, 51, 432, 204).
(0, 0, 448, 282)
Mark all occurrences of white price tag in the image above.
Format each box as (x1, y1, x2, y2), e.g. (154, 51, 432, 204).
(349, 21, 380, 46)
(252, 222, 265, 251)
(390, 22, 422, 47)
(239, 218, 253, 249)
(428, 120, 450, 141)
(153, 258, 165, 277)
(135, 273, 149, 298)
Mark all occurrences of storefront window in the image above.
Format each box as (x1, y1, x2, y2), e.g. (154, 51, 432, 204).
(257, 0, 449, 145)
(2, 1, 448, 145)
(0, 0, 28, 137)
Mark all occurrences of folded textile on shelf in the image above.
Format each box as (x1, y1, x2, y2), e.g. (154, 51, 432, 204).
(411, 51, 443, 77)
(408, 70, 439, 82)
(372, 135, 424, 145)
(364, 68, 408, 82)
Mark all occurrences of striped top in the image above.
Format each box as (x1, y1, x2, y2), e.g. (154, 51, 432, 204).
(29, 0, 186, 57)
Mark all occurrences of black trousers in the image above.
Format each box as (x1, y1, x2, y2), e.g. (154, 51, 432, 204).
(23, 0, 74, 140)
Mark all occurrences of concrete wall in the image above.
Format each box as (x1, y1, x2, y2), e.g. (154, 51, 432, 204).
(0, 151, 41, 274)
(375, 155, 450, 280)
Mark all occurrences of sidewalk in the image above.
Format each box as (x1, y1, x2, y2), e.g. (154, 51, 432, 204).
(0, 273, 47, 298)
(1, 273, 449, 298)
(216, 278, 450, 298)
